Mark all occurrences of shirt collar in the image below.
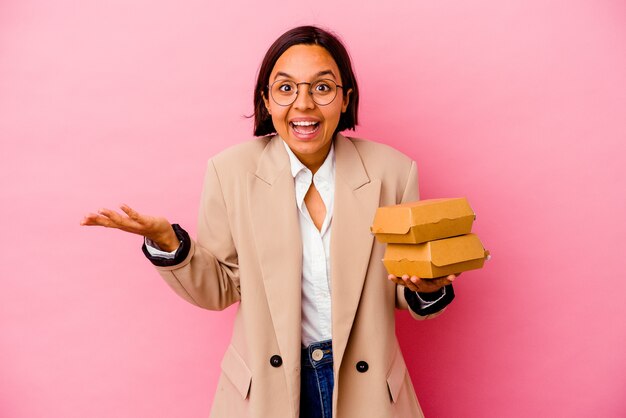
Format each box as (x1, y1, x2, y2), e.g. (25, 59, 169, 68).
(281, 139, 335, 181)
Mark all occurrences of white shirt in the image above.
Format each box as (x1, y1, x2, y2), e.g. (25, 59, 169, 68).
(282, 140, 334, 347)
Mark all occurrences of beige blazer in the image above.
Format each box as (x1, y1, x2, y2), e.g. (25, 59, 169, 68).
(154, 134, 443, 418)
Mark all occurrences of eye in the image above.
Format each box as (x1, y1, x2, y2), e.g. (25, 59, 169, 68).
(313, 80, 336, 96)
(277, 82, 294, 93)
(314, 82, 331, 92)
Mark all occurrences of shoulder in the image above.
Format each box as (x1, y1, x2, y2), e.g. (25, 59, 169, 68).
(350, 137, 412, 160)
(210, 136, 272, 169)
(344, 135, 415, 177)
(340, 135, 418, 203)
(199, 136, 274, 191)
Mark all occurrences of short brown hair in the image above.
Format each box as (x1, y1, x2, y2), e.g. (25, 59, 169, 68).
(253, 26, 359, 137)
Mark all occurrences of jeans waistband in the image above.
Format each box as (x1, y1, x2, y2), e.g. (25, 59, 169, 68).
(301, 339, 333, 368)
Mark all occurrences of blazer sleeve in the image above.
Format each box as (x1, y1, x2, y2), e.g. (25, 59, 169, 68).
(147, 159, 241, 311)
(394, 160, 452, 320)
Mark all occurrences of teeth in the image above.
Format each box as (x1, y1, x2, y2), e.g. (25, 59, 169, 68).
(291, 121, 318, 126)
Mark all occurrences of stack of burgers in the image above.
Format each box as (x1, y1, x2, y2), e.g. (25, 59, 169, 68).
(371, 198, 489, 279)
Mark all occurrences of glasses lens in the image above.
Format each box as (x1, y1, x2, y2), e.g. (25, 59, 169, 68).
(311, 79, 338, 106)
(270, 80, 297, 106)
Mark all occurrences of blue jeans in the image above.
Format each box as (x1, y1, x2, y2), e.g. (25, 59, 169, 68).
(300, 340, 334, 418)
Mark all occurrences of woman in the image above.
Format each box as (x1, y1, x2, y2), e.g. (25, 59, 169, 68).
(82, 25, 457, 418)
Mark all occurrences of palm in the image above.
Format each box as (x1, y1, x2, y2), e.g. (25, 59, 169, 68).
(81, 204, 178, 251)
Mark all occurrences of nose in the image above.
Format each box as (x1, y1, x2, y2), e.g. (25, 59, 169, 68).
(292, 85, 316, 110)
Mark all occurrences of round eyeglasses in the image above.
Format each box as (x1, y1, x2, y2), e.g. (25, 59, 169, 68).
(268, 79, 344, 106)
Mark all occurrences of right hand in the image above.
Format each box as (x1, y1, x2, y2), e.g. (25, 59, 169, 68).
(80, 204, 180, 252)
(387, 273, 459, 293)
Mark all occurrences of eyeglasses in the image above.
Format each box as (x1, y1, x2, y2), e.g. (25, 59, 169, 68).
(268, 79, 344, 106)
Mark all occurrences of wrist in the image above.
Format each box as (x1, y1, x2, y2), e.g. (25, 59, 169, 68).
(149, 226, 179, 252)
(142, 224, 191, 267)
(417, 287, 445, 302)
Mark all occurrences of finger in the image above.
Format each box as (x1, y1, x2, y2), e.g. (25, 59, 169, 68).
(96, 208, 126, 226)
(402, 275, 419, 292)
(405, 276, 420, 292)
(406, 283, 419, 292)
(80, 213, 106, 226)
(120, 204, 143, 222)
(98, 208, 147, 233)
(418, 276, 451, 292)
(82, 212, 118, 228)
(434, 276, 452, 287)
(388, 274, 415, 290)
(388, 275, 403, 286)
(97, 207, 120, 219)
(388, 274, 399, 284)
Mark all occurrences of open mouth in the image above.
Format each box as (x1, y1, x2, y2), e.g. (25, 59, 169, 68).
(290, 120, 321, 136)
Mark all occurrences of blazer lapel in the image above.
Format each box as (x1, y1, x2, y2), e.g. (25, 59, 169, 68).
(330, 134, 382, 374)
(247, 136, 302, 412)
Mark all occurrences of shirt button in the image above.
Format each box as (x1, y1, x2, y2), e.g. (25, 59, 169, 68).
(270, 355, 283, 368)
(312, 349, 324, 361)
(356, 361, 369, 373)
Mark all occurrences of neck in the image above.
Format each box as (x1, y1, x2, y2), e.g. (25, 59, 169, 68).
(296, 141, 332, 174)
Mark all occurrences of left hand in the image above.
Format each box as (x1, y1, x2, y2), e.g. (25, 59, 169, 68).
(388, 273, 460, 293)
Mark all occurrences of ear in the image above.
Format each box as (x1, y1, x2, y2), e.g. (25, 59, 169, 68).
(262, 91, 272, 115)
(341, 88, 353, 113)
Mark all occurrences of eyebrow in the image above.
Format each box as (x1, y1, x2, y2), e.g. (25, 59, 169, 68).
(273, 70, 337, 81)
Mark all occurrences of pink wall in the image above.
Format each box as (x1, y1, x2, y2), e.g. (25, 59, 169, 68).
(1, 0, 625, 416)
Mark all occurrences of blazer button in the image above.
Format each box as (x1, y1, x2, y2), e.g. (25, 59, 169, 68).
(270, 355, 283, 368)
(356, 361, 369, 373)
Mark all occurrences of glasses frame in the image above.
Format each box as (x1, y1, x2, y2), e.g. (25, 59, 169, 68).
(268, 79, 344, 107)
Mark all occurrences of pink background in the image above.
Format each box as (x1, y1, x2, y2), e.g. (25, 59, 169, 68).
(1, 0, 625, 416)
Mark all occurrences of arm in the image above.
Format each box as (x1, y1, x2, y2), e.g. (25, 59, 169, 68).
(80, 160, 241, 311)
(149, 160, 241, 310)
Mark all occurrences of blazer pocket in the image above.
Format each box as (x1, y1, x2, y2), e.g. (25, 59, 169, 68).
(386, 348, 407, 404)
(220, 344, 252, 400)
